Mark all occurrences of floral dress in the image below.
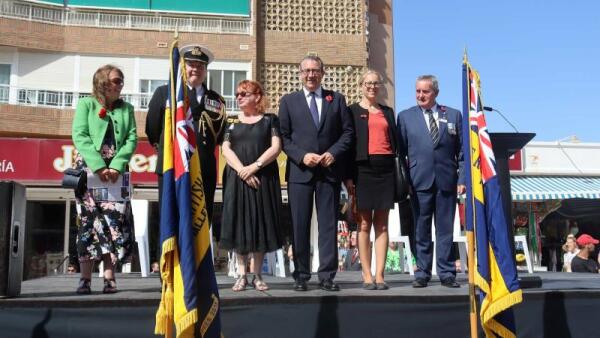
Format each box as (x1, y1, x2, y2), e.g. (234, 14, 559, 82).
(74, 120, 133, 263)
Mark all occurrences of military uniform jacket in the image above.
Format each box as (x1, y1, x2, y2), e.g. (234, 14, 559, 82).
(145, 84, 226, 183)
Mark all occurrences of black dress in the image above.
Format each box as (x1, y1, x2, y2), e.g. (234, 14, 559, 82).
(220, 114, 283, 254)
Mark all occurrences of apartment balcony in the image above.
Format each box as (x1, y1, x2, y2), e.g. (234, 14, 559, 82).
(0, 84, 239, 112)
(0, 0, 251, 35)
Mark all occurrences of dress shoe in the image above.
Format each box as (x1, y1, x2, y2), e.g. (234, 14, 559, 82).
(412, 279, 428, 288)
(363, 283, 376, 290)
(76, 278, 91, 295)
(319, 279, 340, 291)
(441, 278, 460, 288)
(103, 278, 118, 294)
(293, 280, 307, 291)
(376, 282, 389, 290)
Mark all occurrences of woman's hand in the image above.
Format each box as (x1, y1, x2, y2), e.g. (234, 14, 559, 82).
(96, 168, 110, 182)
(244, 175, 260, 189)
(238, 164, 258, 181)
(107, 169, 120, 183)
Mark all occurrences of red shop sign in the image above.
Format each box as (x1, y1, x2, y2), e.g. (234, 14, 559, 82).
(0, 137, 158, 185)
(508, 149, 523, 172)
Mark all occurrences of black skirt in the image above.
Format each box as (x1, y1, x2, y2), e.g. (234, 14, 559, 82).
(355, 155, 395, 210)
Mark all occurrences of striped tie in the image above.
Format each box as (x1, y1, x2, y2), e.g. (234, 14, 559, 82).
(426, 109, 439, 144)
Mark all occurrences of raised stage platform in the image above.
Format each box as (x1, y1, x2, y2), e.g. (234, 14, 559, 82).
(1, 272, 599, 338)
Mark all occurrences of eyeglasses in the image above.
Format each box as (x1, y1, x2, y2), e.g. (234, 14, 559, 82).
(235, 91, 256, 98)
(110, 78, 124, 86)
(300, 68, 322, 75)
(363, 81, 381, 88)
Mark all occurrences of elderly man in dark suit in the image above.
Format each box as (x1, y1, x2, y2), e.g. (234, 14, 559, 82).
(397, 75, 465, 288)
(279, 55, 354, 291)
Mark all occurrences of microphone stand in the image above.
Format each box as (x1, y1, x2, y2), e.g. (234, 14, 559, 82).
(483, 106, 519, 133)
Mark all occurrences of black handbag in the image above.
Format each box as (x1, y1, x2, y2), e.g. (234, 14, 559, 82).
(393, 155, 409, 201)
(61, 168, 87, 196)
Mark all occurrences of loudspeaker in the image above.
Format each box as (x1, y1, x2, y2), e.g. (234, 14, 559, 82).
(0, 181, 26, 298)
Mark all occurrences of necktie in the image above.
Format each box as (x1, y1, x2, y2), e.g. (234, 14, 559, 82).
(309, 92, 319, 127)
(426, 109, 439, 144)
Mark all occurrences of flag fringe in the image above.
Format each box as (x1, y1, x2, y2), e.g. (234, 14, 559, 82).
(485, 318, 517, 338)
(480, 289, 523, 325)
(155, 237, 176, 336)
(154, 285, 174, 336)
(474, 270, 490, 295)
(161, 237, 176, 256)
(175, 308, 198, 338)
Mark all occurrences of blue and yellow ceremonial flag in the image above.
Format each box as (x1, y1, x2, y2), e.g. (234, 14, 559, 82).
(155, 38, 222, 338)
(462, 56, 523, 338)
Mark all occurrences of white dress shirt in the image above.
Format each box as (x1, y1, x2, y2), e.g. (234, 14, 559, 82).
(303, 86, 323, 121)
(421, 103, 440, 132)
(194, 85, 205, 103)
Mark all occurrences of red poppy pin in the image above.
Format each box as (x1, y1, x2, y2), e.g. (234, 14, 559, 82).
(326, 95, 333, 102)
(98, 108, 107, 118)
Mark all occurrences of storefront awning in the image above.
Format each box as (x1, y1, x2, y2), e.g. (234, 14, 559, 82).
(511, 176, 600, 201)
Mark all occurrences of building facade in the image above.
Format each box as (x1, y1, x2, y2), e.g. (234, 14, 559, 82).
(509, 140, 600, 271)
(0, 0, 394, 277)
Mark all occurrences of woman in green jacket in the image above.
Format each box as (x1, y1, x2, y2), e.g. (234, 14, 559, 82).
(71, 64, 137, 294)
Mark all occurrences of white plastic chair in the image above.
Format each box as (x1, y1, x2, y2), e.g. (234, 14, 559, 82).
(310, 202, 320, 272)
(514, 235, 533, 273)
(132, 199, 150, 277)
(370, 202, 414, 276)
(431, 204, 465, 276)
(227, 251, 238, 278)
(266, 249, 287, 277)
(98, 199, 149, 277)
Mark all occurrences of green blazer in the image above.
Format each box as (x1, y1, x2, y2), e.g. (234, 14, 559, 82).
(72, 96, 137, 173)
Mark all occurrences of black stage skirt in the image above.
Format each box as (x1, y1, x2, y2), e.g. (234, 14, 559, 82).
(355, 155, 395, 210)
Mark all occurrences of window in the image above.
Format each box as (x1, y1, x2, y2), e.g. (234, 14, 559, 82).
(139, 79, 167, 109)
(207, 70, 247, 112)
(140, 79, 166, 94)
(0, 64, 10, 103)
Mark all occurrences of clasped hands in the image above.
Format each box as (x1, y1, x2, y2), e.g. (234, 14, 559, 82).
(96, 168, 120, 183)
(302, 152, 335, 168)
(237, 164, 260, 189)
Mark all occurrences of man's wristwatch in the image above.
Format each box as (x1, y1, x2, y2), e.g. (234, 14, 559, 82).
(255, 160, 263, 169)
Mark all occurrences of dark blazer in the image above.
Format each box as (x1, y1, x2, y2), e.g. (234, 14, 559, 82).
(397, 105, 464, 192)
(348, 103, 398, 162)
(279, 89, 354, 183)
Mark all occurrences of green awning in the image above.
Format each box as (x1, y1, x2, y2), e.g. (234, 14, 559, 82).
(511, 176, 600, 201)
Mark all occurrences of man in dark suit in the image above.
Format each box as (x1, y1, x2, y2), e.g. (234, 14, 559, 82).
(397, 75, 465, 288)
(279, 55, 354, 291)
(145, 44, 226, 233)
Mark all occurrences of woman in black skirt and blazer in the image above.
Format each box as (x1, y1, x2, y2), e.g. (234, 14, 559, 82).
(346, 70, 399, 290)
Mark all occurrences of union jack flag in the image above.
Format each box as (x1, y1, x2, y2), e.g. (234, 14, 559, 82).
(467, 70, 496, 183)
(155, 39, 222, 338)
(462, 56, 522, 338)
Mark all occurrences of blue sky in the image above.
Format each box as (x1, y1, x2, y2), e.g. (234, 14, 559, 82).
(393, 1, 600, 142)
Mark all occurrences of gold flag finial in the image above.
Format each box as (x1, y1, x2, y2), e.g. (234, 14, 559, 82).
(463, 46, 468, 64)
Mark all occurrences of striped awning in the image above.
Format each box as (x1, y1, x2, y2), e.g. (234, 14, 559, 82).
(511, 176, 600, 201)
